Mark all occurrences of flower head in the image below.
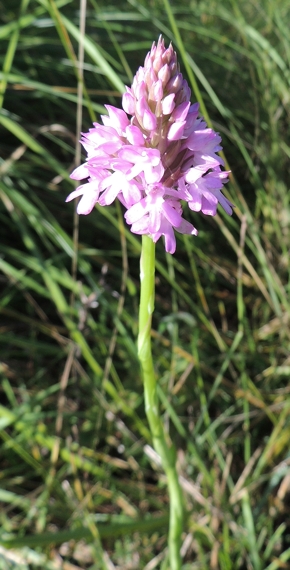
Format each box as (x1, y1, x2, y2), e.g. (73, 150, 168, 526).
(67, 37, 233, 253)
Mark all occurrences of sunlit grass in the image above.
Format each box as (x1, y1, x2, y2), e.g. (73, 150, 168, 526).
(0, 0, 290, 568)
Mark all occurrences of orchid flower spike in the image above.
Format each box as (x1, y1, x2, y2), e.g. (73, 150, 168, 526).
(67, 36, 233, 253)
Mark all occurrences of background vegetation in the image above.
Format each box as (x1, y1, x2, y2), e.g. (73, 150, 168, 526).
(0, 0, 290, 568)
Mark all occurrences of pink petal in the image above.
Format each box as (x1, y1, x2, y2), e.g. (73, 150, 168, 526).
(217, 193, 234, 215)
(158, 64, 170, 85)
(162, 201, 182, 227)
(164, 227, 176, 254)
(144, 163, 164, 184)
(185, 167, 204, 184)
(65, 186, 85, 203)
(66, 179, 101, 204)
(125, 125, 145, 146)
(125, 200, 147, 224)
(150, 79, 163, 102)
(76, 190, 99, 215)
(104, 105, 129, 130)
(162, 94, 175, 115)
(122, 89, 135, 114)
(166, 73, 183, 94)
(143, 108, 157, 131)
(148, 207, 161, 233)
(187, 186, 202, 211)
(172, 101, 190, 122)
(70, 163, 89, 180)
(176, 219, 198, 236)
(167, 121, 186, 141)
(135, 80, 146, 101)
(201, 195, 218, 216)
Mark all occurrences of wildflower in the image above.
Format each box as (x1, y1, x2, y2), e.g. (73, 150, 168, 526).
(67, 37, 233, 253)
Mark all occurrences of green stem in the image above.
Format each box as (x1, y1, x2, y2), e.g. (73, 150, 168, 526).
(138, 235, 184, 570)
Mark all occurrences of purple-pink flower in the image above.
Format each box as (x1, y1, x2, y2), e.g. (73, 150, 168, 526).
(66, 37, 233, 253)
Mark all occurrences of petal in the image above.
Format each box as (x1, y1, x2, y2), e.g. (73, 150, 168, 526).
(150, 79, 163, 102)
(166, 73, 183, 94)
(164, 228, 176, 254)
(130, 216, 150, 234)
(122, 181, 143, 208)
(143, 108, 157, 131)
(99, 185, 120, 206)
(104, 105, 129, 130)
(66, 179, 101, 204)
(76, 190, 99, 215)
(125, 125, 145, 146)
(167, 121, 186, 141)
(154, 220, 176, 254)
(65, 186, 85, 202)
(122, 89, 135, 114)
(162, 93, 175, 115)
(148, 207, 161, 233)
(162, 201, 182, 227)
(135, 80, 147, 101)
(217, 192, 234, 215)
(143, 161, 164, 184)
(201, 196, 218, 216)
(185, 167, 203, 184)
(125, 199, 147, 224)
(158, 63, 170, 85)
(171, 101, 190, 122)
(203, 190, 219, 206)
(97, 140, 123, 154)
(186, 186, 202, 211)
(176, 219, 198, 236)
(70, 163, 89, 180)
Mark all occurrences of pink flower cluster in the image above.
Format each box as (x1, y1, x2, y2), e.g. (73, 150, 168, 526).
(66, 37, 233, 253)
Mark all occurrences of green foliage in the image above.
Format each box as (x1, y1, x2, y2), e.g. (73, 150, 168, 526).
(0, 0, 290, 567)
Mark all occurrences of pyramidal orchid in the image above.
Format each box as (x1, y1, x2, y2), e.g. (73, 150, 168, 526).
(66, 37, 232, 253)
(67, 38, 233, 570)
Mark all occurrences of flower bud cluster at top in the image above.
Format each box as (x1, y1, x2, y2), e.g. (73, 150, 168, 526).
(66, 36, 233, 253)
